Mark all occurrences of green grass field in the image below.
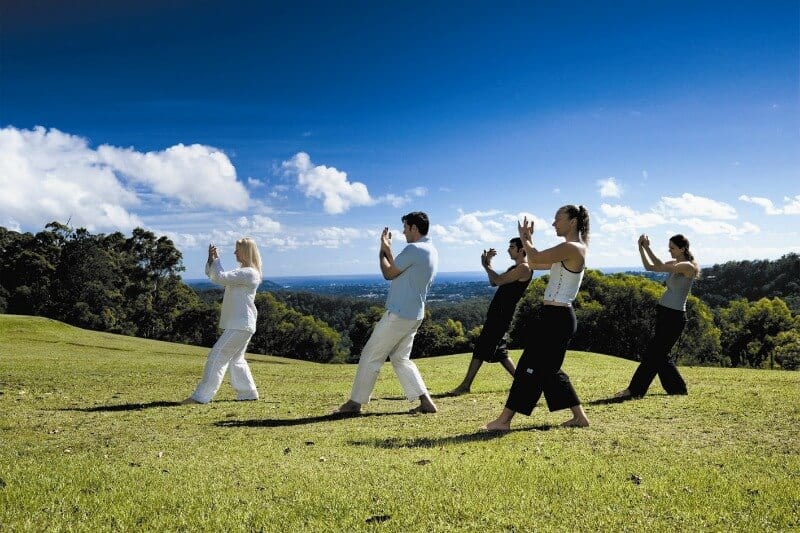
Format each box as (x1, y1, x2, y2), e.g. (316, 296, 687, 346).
(1, 314, 798, 531)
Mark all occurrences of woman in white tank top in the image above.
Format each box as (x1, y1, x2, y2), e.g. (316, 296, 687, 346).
(484, 205, 591, 431)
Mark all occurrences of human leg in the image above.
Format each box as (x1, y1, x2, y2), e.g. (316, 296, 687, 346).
(337, 312, 415, 411)
(449, 358, 483, 395)
(626, 306, 685, 397)
(187, 330, 251, 404)
(227, 332, 259, 400)
(387, 317, 437, 413)
(505, 307, 576, 416)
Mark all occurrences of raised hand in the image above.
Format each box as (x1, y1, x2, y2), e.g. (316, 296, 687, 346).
(207, 243, 218, 263)
(518, 217, 534, 243)
(380, 227, 392, 251)
(481, 248, 497, 268)
(638, 234, 650, 248)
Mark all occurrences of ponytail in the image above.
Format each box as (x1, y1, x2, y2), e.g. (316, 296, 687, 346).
(563, 204, 591, 244)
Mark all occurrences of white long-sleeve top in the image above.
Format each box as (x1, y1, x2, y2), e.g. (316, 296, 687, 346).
(205, 258, 261, 333)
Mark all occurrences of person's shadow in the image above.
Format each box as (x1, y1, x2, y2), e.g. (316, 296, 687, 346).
(60, 401, 183, 412)
(348, 424, 554, 448)
(214, 410, 408, 428)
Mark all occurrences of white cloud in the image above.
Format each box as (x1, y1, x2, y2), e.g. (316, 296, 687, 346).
(740, 194, 800, 215)
(377, 187, 428, 208)
(247, 177, 265, 188)
(431, 210, 549, 245)
(597, 177, 622, 198)
(97, 142, 248, 210)
(598, 203, 666, 233)
(0, 126, 143, 231)
(679, 218, 759, 237)
(281, 152, 373, 214)
(657, 193, 737, 220)
(0, 125, 250, 233)
(311, 227, 363, 248)
(598, 198, 760, 238)
(236, 214, 281, 234)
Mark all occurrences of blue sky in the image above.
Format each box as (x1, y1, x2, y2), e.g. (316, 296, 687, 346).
(1, 0, 798, 278)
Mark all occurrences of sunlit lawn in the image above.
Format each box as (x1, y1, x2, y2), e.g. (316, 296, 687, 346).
(1, 314, 798, 531)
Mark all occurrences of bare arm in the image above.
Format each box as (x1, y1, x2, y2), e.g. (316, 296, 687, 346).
(484, 255, 532, 286)
(379, 227, 403, 280)
(638, 234, 695, 276)
(518, 217, 583, 270)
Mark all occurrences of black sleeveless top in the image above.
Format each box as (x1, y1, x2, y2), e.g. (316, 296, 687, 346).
(486, 265, 532, 326)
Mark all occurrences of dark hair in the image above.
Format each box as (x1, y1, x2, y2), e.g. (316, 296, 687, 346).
(562, 204, 591, 244)
(669, 234, 694, 261)
(402, 211, 430, 235)
(509, 237, 526, 256)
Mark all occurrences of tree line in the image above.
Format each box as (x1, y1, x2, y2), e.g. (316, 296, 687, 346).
(1, 224, 798, 370)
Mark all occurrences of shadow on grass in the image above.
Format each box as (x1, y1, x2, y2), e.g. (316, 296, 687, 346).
(62, 401, 183, 412)
(585, 392, 673, 406)
(214, 410, 409, 428)
(349, 425, 554, 448)
(585, 396, 630, 406)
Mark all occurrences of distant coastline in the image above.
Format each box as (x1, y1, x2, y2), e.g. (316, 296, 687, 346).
(184, 266, 649, 288)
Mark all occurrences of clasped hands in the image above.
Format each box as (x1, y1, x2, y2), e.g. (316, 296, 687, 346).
(380, 227, 392, 256)
(481, 248, 497, 268)
(638, 234, 651, 248)
(207, 243, 219, 263)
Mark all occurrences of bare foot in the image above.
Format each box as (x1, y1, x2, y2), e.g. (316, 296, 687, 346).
(561, 416, 590, 428)
(447, 386, 470, 396)
(411, 395, 437, 413)
(482, 419, 511, 432)
(181, 397, 202, 405)
(332, 399, 362, 415)
(613, 389, 632, 399)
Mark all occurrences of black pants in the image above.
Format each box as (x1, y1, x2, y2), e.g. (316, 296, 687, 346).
(472, 318, 512, 363)
(627, 305, 688, 397)
(505, 306, 580, 416)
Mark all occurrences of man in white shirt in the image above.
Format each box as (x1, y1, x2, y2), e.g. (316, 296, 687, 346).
(335, 212, 439, 415)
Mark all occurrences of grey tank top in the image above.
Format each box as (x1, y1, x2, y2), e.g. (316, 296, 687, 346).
(659, 272, 694, 311)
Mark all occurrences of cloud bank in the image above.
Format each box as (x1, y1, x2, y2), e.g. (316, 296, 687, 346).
(0, 126, 249, 231)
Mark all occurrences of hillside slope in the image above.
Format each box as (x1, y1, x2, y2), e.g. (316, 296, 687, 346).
(1, 315, 798, 531)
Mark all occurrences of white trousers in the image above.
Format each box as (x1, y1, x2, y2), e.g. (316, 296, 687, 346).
(350, 311, 428, 405)
(190, 329, 259, 403)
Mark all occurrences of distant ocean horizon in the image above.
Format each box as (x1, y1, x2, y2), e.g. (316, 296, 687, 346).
(185, 266, 647, 288)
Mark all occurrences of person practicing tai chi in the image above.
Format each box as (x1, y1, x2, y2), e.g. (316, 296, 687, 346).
(484, 205, 591, 431)
(335, 211, 439, 415)
(614, 234, 700, 399)
(448, 238, 532, 395)
(182, 238, 262, 405)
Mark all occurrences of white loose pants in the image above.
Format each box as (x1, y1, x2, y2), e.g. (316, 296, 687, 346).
(350, 311, 428, 405)
(190, 329, 259, 403)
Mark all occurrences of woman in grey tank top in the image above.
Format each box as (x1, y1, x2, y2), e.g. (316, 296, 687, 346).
(615, 234, 700, 399)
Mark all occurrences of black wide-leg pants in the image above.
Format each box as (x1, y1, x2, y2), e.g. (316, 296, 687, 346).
(627, 304, 688, 397)
(505, 306, 581, 416)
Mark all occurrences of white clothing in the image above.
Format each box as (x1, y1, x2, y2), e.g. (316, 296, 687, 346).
(350, 311, 428, 405)
(543, 261, 584, 305)
(190, 329, 259, 403)
(205, 259, 261, 333)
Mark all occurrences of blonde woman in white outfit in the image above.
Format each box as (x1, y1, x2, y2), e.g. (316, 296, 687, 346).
(182, 238, 262, 404)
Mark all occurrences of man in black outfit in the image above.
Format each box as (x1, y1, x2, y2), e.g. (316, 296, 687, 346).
(448, 238, 532, 395)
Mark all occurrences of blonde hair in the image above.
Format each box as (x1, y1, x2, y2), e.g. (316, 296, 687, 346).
(236, 237, 262, 274)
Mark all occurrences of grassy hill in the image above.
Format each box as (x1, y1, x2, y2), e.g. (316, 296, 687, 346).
(1, 314, 798, 531)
